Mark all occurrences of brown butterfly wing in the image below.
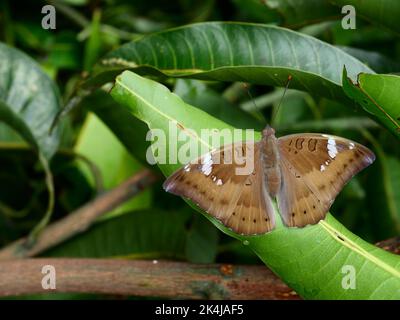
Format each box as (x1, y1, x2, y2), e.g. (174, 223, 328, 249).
(163, 142, 275, 235)
(277, 133, 375, 227)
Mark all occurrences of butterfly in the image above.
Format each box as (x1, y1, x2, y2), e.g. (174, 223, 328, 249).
(163, 125, 375, 235)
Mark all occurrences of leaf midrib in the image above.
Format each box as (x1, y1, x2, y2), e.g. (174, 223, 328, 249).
(116, 77, 212, 150)
(320, 220, 400, 279)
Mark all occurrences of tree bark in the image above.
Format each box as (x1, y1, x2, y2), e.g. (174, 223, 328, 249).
(0, 259, 299, 299)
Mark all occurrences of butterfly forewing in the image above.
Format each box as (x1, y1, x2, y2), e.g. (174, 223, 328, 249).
(163, 142, 275, 235)
(277, 133, 375, 227)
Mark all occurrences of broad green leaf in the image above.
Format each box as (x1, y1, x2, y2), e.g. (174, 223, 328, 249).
(44, 209, 189, 259)
(263, 0, 339, 28)
(74, 112, 151, 219)
(0, 101, 37, 148)
(342, 70, 400, 139)
(88, 22, 373, 103)
(0, 42, 61, 158)
(332, 0, 400, 34)
(0, 42, 61, 236)
(110, 71, 400, 299)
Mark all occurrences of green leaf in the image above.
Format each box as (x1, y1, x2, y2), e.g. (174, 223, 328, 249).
(88, 22, 373, 103)
(44, 209, 189, 258)
(0, 42, 61, 158)
(0, 42, 61, 237)
(342, 69, 400, 139)
(332, 0, 400, 34)
(110, 71, 400, 299)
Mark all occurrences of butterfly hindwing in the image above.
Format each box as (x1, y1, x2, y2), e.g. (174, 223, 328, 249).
(277, 133, 375, 227)
(163, 141, 275, 235)
(226, 159, 275, 234)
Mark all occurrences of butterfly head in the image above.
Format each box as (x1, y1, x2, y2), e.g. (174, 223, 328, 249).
(262, 125, 276, 138)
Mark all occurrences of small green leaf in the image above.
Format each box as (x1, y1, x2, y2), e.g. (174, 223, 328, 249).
(342, 68, 400, 139)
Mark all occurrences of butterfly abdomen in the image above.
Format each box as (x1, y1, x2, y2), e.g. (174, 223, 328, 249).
(261, 130, 282, 197)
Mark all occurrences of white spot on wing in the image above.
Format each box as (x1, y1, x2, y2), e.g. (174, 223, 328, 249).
(320, 164, 326, 172)
(349, 142, 355, 150)
(327, 138, 338, 159)
(201, 153, 213, 176)
(216, 179, 223, 186)
(184, 164, 191, 172)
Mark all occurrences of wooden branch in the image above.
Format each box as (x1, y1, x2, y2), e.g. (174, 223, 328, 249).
(0, 169, 158, 260)
(0, 259, 299, 299)
(0, 237, 398, 299)
(376, 236, 400, 255)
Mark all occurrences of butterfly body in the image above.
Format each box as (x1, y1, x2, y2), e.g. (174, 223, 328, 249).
(261, 125, 281, 197)
(163, 125, 375, 236)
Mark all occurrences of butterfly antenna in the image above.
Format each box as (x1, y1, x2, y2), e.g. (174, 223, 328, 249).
(271, 75, 292, 126)
(243, 83, 266, 122)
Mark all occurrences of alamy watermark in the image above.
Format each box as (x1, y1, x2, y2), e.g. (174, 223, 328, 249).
(146, 121, 256, 175)
(341, 5, 356, 30)
(341, 264, 356, 290)
(41, 265, 56, 290)
(41, 5, 56, 30)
